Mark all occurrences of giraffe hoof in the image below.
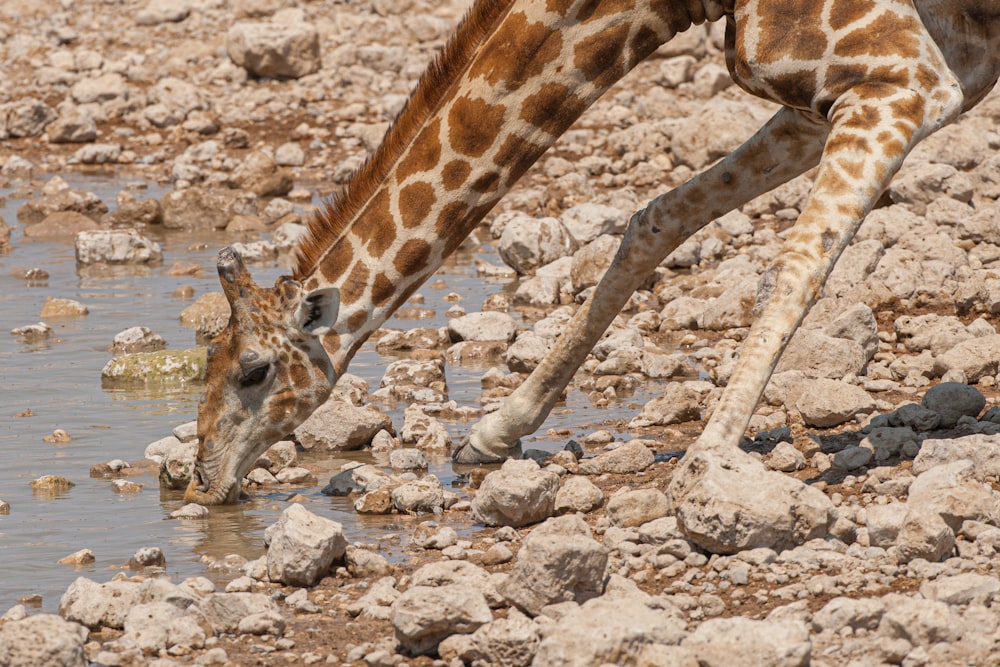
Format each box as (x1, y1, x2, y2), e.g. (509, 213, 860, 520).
(452, 437, 521, 464)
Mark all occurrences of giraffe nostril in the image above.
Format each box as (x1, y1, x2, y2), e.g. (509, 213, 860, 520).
(193, 465, 209, 493)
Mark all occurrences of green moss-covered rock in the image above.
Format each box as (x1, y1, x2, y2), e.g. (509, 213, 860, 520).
(101, 348, 207, 384)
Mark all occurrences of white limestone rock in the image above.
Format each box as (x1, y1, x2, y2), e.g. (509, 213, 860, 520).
(295, 398, 393, 451)
(109, 326, 167, 354)
(59, 577, 141, 630)
(629, 383, 704, 427)
(794, 378, 876, 428)
(195, 592, 284, 635)
(504, 331, 551, 373)
(347, 576, 400, 620)
(812, 596, 887, 634)
(605, 488, 670, 528)
(894, 314, 974, 355)
(447, 311, 517, 342)
(158, 438, 197, 490)
(919, 572, 1000, 606)
(669, 449, 832, 554)
(683, 616, 811, 667)
(411, 560, 505, 608)
(578, 439, 656, 475)
(438, 607, 540, 667)
(865, 502, 908, 548)
(876, 593, 965, 647)
(470, 459, 559, 527)
(776, 328, 868, 379)
(0, 614, 88, 667)
(532, 576, 686, 666)
(75, 229, 163, 265)
(912, 434, 1000, 479)
(1, 98, 58, 138)
(122, 601, 206, 652)
(400, 405, 451, 453)
(264, 504, 348, 586)
(933, 335, 1000, 383)
(569, 234, 619, 293)
(226, 21, 321, 79)
(389, 448, 428, 471)
(554, 476, 604, 514)
(497, 215, 576, 274)
(391, 477, 445, 514)
(391, 584, 492, 655)
(497, 514, 608, 616)
(136, 0, 191, 24)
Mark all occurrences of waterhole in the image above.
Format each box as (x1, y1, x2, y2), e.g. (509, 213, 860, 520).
(0, 176, 661, 612)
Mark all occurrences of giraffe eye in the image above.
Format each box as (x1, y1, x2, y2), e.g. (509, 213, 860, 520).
(241, 364, 270, 387)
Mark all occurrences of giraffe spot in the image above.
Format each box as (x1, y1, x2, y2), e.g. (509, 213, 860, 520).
(441, 159, 472, 190)
(889, 93, 926, 126)
(399, 181, 437, 228)
(842, 105, 881, 130)
(652, 0, 701, 33)
(834, 157, 865, 180)
(448, 97, 506, 157)
(289, 362, 310, 388)
(372, 272, 395, 306)
(829, 0, 873, 30)
(834, 12, 922, 59)
(340, 262, 370, 305)
(493, 133, 545, 186)
(765, 69, 818, 110)
(396, 119, 443, 183)
(354, 188, 396, 256)
(863, 65, 911, 90)
(471, 171, 501, 194)
(468, 12, 563, 89)
(313, 354, 331, 378)
(444, 202, 493, 256)
(520, 83, 589, 136)
(268, 390, 296, 424)
(436, 201, 469, 238)
(394, 238, 432, 276)
(880, 137, 905, 159)
(753, 0, 828, 64)
(573, 0, 635, 24)
(348, 309, 368, 331)
(319, 239, 354, 284)
(825, 132, 870, 155)
(628, 25, 665, 68)
(815, 164, 852, 198)
(573, 24, 629, 88)
(914, 63, 943, 93)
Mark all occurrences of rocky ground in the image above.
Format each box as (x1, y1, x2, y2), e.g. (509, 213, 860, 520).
(4, 0, 1000, 666)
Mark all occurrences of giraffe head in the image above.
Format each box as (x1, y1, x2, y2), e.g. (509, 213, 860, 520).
(184, 247, 340, 505)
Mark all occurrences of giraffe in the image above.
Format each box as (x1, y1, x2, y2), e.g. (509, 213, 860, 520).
(186, 0, 999, 550)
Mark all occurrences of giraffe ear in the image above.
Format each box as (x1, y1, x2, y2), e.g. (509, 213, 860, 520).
(293, 287, 339, 336)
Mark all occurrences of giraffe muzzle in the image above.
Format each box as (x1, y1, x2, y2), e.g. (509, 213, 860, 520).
(183, 461, 240, 505)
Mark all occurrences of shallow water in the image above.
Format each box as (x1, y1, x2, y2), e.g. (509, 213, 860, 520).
(0, 175, 659, 613)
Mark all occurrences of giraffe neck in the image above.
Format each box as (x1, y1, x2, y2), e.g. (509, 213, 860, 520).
(295, 0, 728, 370)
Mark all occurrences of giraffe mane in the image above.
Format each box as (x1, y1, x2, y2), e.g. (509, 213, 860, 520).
(293, 0, 515, 280)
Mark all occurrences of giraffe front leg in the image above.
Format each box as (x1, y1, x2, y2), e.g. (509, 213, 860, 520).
(669, 81, 965, 554)
(454, 108, 829, 463)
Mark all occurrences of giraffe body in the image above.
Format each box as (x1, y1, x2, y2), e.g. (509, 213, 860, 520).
(188, 0, 998, 553)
